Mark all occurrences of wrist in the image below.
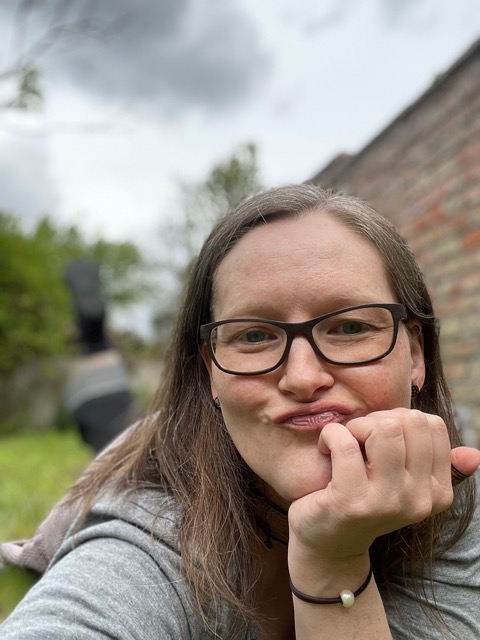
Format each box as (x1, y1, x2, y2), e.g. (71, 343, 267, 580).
(290, 565, 373, 608)
(288, 542, 371, 598)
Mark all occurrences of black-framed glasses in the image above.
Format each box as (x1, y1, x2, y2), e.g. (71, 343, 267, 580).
(200, 303, 407, 376)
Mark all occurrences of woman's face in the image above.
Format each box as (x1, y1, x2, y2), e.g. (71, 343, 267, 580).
(202, 212, 425, 506)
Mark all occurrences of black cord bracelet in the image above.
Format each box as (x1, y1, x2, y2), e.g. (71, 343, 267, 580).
(289, 566, 373, 608)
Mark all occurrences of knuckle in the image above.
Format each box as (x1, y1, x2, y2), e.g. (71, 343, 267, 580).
(410, 499, 434, 522)
(408, 409, 430, 429)
(433, 487, 454, 514)
(386, 489, 434, 523)
(409, 408, 426, 421)
(378, 418, 403, 438)
(430, 415, 448, 434)
(339, 439, 361, 459)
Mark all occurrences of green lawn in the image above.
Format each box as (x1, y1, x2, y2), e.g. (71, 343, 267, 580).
(0, 428, 92, 621)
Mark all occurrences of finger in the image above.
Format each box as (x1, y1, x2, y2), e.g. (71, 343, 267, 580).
(362, 412, 407, 480)
(427, 412, 453, 485)
(451, 446, 480, 480)
(346, 413, 407, 484)
(400, 410, 438, 484)
(318, 423, 369, 496)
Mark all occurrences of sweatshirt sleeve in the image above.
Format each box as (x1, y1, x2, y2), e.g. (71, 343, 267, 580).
(0, 532, 198, 639)
(382, 484, 480, 639)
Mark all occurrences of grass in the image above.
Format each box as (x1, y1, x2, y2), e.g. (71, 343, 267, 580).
(0, 428, 92, 621)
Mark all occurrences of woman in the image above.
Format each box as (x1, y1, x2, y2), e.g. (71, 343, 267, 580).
(1, 184, 479, 639)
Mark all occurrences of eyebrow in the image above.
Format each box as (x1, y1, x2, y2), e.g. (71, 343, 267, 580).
(213, 297, 393, 322)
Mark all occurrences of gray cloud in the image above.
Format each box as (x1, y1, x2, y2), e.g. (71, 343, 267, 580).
(1, 0, 271, 115)
(380, 0, 438, 28)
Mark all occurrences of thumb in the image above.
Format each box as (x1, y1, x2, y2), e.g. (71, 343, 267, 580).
(451, 446, 480, 480)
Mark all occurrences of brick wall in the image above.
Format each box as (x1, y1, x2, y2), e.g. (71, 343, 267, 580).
(312, 40, 480, 445)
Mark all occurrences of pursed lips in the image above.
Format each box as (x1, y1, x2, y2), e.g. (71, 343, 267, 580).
(273, 407, 352, 431)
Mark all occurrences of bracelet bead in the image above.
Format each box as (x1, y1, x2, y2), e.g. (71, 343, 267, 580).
(339, 589, 355, 608)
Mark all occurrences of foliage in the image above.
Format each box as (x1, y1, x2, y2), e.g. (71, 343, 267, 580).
(204, 143, 262, 214)
(152, 143, 263, 344)
(181, 142, 262, 258)
(0, 428, 92, 621)
(0, 213, 150, 379)
(4, 65, 43, 110)
(0, 215, 70, 376)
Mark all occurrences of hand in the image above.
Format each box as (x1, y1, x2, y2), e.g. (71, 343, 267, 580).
(288, 408, 456, 566)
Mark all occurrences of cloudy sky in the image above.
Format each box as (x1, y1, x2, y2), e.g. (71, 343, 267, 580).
(1, 0, 480, 252)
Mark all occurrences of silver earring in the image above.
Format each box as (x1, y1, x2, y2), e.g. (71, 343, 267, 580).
(213, 397, 221, 410)
(411, 384, 420, 399)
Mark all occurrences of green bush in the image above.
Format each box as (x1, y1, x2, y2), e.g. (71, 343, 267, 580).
(0, 213, 152, 434)
(0, 428, 92, 621)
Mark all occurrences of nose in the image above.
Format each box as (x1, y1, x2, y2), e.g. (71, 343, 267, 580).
(277, 334, 335, 399)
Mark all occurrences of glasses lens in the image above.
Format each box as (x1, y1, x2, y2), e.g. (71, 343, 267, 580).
(313, 306, 396, 364)
(210, 321, 286, 373)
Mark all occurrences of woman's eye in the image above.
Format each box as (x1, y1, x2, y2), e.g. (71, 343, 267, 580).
(338, 321, 366, 335)
(242, 329, 268, 343)
(326, 320, 372, 336)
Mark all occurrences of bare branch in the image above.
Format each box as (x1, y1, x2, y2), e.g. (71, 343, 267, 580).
(0, 0, 131, 111)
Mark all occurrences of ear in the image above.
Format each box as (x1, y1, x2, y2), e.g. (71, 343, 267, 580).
(408, 322, 425, 389)
(201, 342, 218, 399)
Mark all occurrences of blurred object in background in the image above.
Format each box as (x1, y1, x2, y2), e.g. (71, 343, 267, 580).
(63, 259, 140, 452)
(64, 259, 109, 354)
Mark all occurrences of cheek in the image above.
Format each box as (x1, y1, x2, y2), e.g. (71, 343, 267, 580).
(342, 348, 414, 409)
(212, 376, 274, 452)
(212, 371, 269, 410)
(367, 372, 411, 409)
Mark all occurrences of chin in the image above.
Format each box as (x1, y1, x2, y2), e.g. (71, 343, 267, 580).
(270, 470, 332, 505)
(291, 480, 330, 502)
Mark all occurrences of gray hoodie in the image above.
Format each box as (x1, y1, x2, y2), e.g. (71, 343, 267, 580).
(1, 480, 479, 640)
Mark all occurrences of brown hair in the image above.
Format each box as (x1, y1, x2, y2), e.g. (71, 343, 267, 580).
(71, 184, 475, 628)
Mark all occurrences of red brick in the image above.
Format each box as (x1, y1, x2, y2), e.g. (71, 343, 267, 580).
(463, 228, 480, 250)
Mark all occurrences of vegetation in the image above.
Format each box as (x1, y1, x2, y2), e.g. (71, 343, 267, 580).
(0, 427, 92, 621)
(153, 143, 263, 343)
(0, 213, 151, 434)
(0, 214, 149, 374)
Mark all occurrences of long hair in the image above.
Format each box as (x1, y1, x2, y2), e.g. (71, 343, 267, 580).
(71, 184, 475, 628)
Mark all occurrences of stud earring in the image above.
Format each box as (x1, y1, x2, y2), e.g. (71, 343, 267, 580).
(411, 384, 420, 399)
(213, 397, 221, 410)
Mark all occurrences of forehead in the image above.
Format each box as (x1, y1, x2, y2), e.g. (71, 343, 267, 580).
(212, 212, 393, 320)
